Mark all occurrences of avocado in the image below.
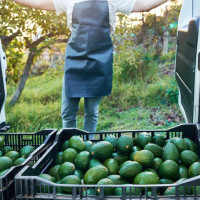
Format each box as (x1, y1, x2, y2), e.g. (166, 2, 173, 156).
(82, 188, 96, 196)
(114, 186, 140, 196)
(170, 138, 190, 152)
(191, 186, 200, 195)
(55, 152, 63, 165)
(184, 138, 197, 153)
(104, 135, 117, 151)
(55, 180, 63, 194)
(38, 174, 56, 193)
(13, 157, 26, 166)
(62, 148, 78, 164)
(89, 158, 103, 168)
(129, 151, 137, 161)
(133, 172, 159, 185)
(162, 143, 179, 163)
(5, 151, 20, 162)
(20, 146, 35, 158)
(136, 132, 151, 148)
(3, 146, 12, 154)
(144, 168, 159, 177)
(134, 150, 154, 168)
(159, 160, 179, 181)
(38, 174, 56, 183)
(132, 146, 141, 152)
(61, 175, 81, 194)
(68, 136, 86, 152)
(58, 162, 75, 179)
(0, 156, 13, 172)
(97, 178, 114, 195)
(75, 151, 90, 171)
(163, 178, 190, 195)
(112, 152, 128, 165)
(48, 165, 60, 181)
(189, 162, 200, 177)
(160, 179, 174, 184)
(107, 175, 128, 185)
(0, 169, 8, 176)
(152, 157, 163, 171)
(0, 137, 4, 149)
(74, 169, 84, 179)
(117, 135, 133, 154)
(180, 150, 199, 167)
(119, 161, 142, 181)
(152, 134, 166, 147)
(159, 179, 174, 193)
(179, 164, 189, 179)
(120, 160, 133, 169)
(85, 140, 93, 152)
(61, 140, 69, 152)
(144, 143, 163, 158)
(84, 166, 108, 184)
(103, 158, 119, 175)
(90, 141, 113, 161)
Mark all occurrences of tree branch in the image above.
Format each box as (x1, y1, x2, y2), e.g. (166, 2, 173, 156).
(0, 30, 21, 46)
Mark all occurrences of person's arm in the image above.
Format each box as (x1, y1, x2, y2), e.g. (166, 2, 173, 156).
(132, 0, 169, 12)
(12, 0, 55, 11)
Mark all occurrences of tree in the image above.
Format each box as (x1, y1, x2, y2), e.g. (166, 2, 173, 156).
(0, 1, 70, 105)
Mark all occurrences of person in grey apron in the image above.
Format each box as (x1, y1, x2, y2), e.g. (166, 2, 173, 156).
(61, 0, 113, 133)
(12, 0, 171, 133)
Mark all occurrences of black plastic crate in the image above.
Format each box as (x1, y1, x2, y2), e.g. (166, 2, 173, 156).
(0, 129, 57, 200)
(15, 124, 200, 199)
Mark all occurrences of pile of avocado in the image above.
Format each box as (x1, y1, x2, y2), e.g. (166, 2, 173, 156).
(38, 133, 200, 196)
(0, 137, 35, 176)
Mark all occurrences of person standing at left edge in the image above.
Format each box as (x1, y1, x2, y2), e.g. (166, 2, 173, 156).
(11, 0, 170, 134)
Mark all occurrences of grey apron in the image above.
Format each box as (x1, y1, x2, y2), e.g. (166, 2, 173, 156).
(64, 0, 113, 97)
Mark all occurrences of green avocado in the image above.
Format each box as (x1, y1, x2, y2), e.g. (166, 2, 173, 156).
(134, 150, 154, 168)
(104, 135, 117, 150)
(103, 158, 119, 175)
(159, 160, 179, 181)
(136, 132, 151, 148)
(20, 146, 35, 158)
(162, 143, 179, 163)
(68, 136, 86, 152)
(90, 141, 113, 161)
(61, 175, 81, 194)
(119, 161, 142, 181)
(117, 135, 133, 154)
(84, 166, 108, 184)
(75, 151, 90, 171)
(97, 178, 114, 196)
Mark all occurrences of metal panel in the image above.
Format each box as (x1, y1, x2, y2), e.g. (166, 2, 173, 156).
(176, 18, 199, 123)
(0, 59, 5, 114)
(176, 0, 200, 123)
(0, 39, 7, 125)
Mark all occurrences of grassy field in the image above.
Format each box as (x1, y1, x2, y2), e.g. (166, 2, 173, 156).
(5, 58, 185, 133)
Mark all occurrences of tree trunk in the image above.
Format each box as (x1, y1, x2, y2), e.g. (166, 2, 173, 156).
(163, 30, 169, 55)
(162, 6, 169, 55)
(9, 51, 35, 106)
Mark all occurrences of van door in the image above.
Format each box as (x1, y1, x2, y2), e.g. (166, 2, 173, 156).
(0, 39, 7, 127)
(175, 0, 200, 123)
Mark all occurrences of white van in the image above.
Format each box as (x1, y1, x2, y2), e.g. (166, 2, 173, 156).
(0, 39, 9, 131)
(176, 0, 200, 123)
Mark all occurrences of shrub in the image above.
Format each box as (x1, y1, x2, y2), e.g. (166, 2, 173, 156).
(113, 45, 158, 84)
